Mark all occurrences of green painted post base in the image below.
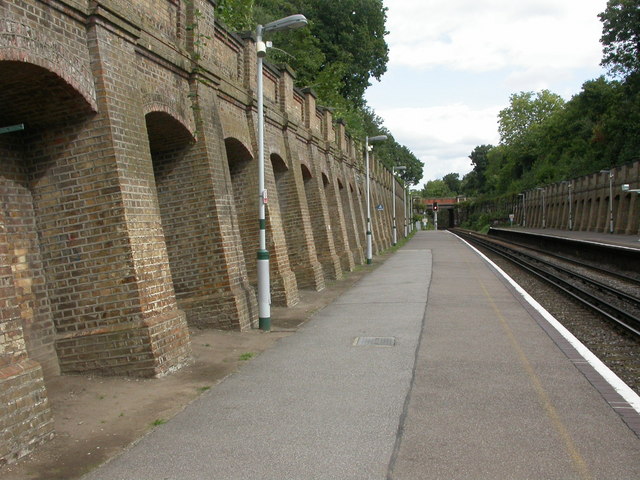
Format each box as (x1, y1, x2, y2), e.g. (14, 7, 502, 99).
(366, 258, 372, 265)
(259, 317, 271, 331)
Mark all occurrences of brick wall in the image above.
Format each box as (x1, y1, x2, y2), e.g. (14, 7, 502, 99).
(0, 0, 406, 464)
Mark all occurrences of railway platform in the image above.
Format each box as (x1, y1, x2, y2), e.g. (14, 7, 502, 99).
(81, 231, 640, 480)
(506, 227, 640, 249)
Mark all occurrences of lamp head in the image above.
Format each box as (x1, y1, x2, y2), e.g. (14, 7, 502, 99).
(393, 166, 406, 172)
(263, 14, 308, 34)
(368, 135, 388, 143)
(622, 184, 630, 192)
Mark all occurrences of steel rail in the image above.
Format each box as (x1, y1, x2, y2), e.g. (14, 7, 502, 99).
(452, 229, 640, 337)
(489, 233, 640, 285)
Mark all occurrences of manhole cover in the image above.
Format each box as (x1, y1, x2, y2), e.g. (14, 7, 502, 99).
(353, 336, 396, 347)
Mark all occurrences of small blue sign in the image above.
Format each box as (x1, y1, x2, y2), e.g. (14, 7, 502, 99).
(376, 204, 384, 211)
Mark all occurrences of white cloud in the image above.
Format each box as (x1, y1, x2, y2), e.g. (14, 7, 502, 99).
(376, 104, 502, 185)
(366, 0, 609, 187)
(378, 104, 500, 145)
(386, 0, 606, 74)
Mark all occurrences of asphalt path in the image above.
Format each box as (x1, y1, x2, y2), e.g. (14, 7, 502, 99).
(82, 238, 432, 479)
(82, 231, 640, 479)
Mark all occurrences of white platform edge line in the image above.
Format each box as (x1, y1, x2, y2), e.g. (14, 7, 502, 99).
(451, 231, 640, 413)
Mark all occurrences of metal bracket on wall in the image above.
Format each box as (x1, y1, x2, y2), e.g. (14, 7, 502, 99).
(0, 123, 25, 135)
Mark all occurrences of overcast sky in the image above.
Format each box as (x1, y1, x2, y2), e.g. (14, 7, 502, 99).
(364, 0, 609, 188)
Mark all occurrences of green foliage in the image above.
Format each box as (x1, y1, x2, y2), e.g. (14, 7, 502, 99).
(442, 173, 462, 194)
(421, 179, 454, 198)
(461, 144, 493, 195)
(599, 0, 640, 79)
(359, 108, 424, 185)
(497, 90, 565, 146)
(450, 1, 640, 213)
(214, 0, 421, 185)
(216, 0, 256, 31)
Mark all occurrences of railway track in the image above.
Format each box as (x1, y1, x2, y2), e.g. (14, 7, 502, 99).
(450, 228, 640, 337)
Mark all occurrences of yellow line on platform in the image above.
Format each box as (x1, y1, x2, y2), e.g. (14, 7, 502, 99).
(477, 277, 593, 480)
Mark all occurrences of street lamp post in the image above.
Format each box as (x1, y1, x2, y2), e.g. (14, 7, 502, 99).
(403, 182, 408, 237)
(407, 192, 412, 233)
(537, 187, 546, 228)
(365, 135, 387, 264)
(518, 193, 525, 227)
(600, 170, 614, 233)
(622, 184, 640, 241)
(392, 165, 406, 245)
(255, 14, 307, 331)
(562, 181, 573, 230)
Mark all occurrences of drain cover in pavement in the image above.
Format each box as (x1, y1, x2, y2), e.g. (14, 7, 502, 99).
(353, 336, 396, 347)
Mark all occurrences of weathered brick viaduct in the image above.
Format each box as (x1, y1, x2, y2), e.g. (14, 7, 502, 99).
(455, 161, 640, 234)
(0, 0, 407, 463)
(518, 162, 640, 233)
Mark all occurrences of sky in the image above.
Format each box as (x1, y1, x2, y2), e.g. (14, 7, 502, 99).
(364, 0, 610, 188)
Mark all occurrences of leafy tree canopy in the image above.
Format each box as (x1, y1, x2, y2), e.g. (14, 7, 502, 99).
(421, 179, 454, 198)
(435, 1, 640, 204)
(497, 90, 565, 146)
(215, 0, 422, 184)
(599, 0, 640, 79)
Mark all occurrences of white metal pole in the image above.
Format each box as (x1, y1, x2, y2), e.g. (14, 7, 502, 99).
(609, 173, 614, 233)
(568, 184, 573, 230)
(392, 175, 397, 245)
(365, 137, 372, 264)
(256, 25, 270, 331)
(403, 181, 407, 237)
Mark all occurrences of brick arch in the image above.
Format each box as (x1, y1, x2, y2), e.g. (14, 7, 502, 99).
(0, 60, 96, 129)
(271, 153, 288, 174)
(145, 111, 196, 153)
(0, 53, 97, 114)
(301, 163, 313, 182)
(322, 172, 330, 187)
(225, 137, 254, 166)
(225, 137, 258, 285)
(143, 99, 196, 140)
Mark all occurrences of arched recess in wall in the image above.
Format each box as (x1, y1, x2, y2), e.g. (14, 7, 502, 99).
(321, 172, 335, 231)
(0, 60, 96, 380)
(270, 153, 299, 268)
(225, 137, 258, 285)
(300, 164, 317, 235)
(145, 111, 197, 306)
(300, 163, 329, 271)
(593, 197, 602, 230)
(349, 181, 364, 234)
(338, 177, 359, 262)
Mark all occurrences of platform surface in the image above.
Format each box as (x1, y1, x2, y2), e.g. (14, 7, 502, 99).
(82, 231, 640, 480)
(505, 226, 640, 249)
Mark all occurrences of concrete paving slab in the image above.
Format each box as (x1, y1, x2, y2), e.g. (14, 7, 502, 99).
(81, 231, 640, 480)
(388, 231, 640, 480)
(81, 248, 432, 480)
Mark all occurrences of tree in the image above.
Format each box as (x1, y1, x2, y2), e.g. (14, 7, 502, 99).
(421, 179, 453, 198)
(215, 1, 422, 183)
(498, 90, 565, 146)
(442, 173, 461, 194)
(464, 144, 493, 194)
(248, 0, 389, 107)
(599, 0, 640, 79)
(361, 107, 424, 186)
